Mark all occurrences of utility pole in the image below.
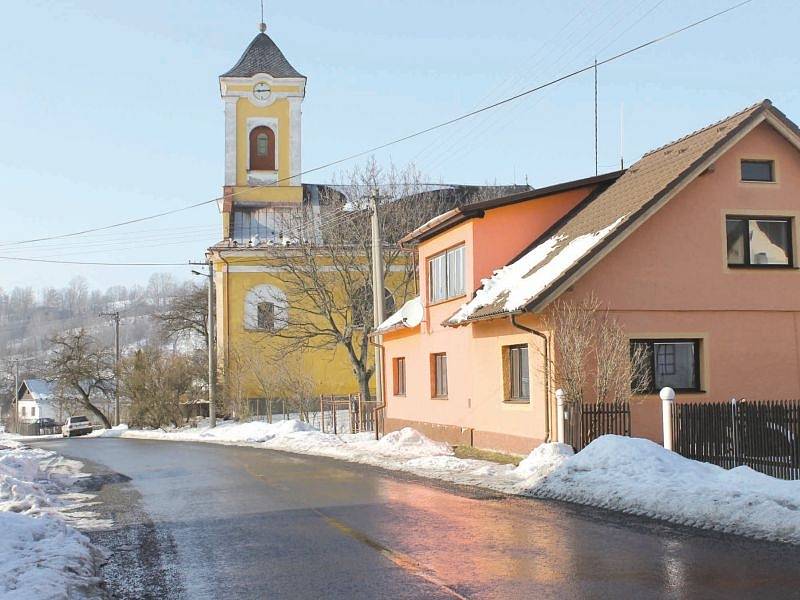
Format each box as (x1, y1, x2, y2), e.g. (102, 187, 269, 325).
(12, 359, 19, 433)
(99, 312, 121, 425)
(369, 189, 386, 408)
(191, 262, 217, 428)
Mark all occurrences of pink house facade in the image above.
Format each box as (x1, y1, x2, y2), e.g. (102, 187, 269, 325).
(378, 100, 800, 455)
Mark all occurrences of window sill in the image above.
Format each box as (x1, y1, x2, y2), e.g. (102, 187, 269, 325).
(740, 179, 777, 184)
(428, 294, 467, 308)
(503, 399, 531, 405)
(431, 396, 448, 401)
(727, 264, 794, 270)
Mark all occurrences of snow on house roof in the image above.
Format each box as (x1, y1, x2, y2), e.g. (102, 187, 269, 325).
(374, 297, 422, 334)
(20, 379, 55, 401)
(447, 100, 800, 325)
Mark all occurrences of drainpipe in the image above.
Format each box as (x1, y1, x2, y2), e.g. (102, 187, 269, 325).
(510, 315, 551, 443)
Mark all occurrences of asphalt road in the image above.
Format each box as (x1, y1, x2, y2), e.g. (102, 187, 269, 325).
(34, 437, 800, 600)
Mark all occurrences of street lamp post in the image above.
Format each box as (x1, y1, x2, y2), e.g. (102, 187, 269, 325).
(191, 263, 217, 428)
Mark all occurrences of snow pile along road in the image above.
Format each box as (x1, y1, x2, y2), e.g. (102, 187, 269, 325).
(94, 420, 800, 544)
(0, 439, 107, 598)
(526, 435, 800, 544)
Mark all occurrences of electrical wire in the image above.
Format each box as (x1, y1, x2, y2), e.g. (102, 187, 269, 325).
(0, 0, 754, 266)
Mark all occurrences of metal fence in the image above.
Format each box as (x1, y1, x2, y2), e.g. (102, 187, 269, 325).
(672, 399, 800, 480)
(564, 401, 631, 451)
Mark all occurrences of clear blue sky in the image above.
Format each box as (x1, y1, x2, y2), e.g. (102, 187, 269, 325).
(1, 0, 798, 290)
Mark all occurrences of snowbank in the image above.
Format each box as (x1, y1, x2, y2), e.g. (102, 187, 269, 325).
(0, 443, 108, 598)
(528, 435, 800, 544)
(92, 421, 800, 544)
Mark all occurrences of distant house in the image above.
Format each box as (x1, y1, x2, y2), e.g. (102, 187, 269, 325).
(378, 100, 800, 455)
(17, 379, 60, 422)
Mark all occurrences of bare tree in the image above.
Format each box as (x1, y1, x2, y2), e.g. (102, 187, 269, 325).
(238, 351, 317, 423)
(47, 329, 114, 428)
(255, 161, 452, 402)
(545, 294, 650, 405)
(153, 282, 208, 345)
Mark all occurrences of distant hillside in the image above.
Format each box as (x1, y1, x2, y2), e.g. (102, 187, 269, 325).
(0, 273, 204, 375)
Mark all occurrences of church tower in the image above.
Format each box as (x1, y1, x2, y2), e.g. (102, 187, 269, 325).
(219, 23, 306, 238)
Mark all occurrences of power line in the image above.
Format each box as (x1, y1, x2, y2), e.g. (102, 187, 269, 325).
(0, 255, 188, 267)
(1, 0, 753, 258)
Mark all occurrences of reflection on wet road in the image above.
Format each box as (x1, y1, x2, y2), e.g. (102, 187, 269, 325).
(37, 438, 800, 599)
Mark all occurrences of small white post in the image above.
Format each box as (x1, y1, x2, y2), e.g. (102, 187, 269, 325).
(660, 387, 675, 451)
(555, 389, 566, 444)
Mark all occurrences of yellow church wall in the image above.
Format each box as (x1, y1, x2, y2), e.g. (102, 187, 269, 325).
(213, 257, 366, 399)
(211, 251, 412, 402)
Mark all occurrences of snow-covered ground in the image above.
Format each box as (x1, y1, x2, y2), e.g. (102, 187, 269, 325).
(91, 420, 800, 544)
(0, 435, 109, 598)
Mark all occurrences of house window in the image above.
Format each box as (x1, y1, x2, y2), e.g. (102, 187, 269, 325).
(21, 407, 26, 417)
(726, 216, 792, 267)
(741, 160, 774, 182)
(257, 302, 275, 331)
(31, 406, 36, 417)
(428, 245, 465, 303)
(249, 126, 276, 170)
(393, 357, 406, 396)
(507, 344, 530, 401)
(631, 339, 701, 393)
(432, 353, 448, 397)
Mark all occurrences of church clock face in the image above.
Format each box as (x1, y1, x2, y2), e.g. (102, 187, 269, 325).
(253, 82, 271, 101)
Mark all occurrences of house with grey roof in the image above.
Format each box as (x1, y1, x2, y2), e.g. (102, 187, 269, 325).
(16, 379, 60, 423)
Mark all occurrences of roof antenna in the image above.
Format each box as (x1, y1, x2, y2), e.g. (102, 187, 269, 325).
(594, 57, 598, 176)
(259, 0, 266, 32)
(619, 102, 625, 170)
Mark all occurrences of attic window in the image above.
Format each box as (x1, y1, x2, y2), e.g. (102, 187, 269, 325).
(741, 160, 774, 182)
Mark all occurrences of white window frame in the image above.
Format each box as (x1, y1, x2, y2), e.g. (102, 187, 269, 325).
(428, 245, 465, 303)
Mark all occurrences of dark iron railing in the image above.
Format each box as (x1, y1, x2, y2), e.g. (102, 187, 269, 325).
(672, 399, 800, 480)
(564, 401, 631, 451)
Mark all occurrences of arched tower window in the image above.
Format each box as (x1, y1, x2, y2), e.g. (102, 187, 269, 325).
(249, 126, 276, 171)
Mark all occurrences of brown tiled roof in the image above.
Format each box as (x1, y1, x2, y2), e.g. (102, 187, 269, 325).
(448, 99, 794, 325)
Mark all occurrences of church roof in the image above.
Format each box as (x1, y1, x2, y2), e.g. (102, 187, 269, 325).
(221, 32, 305, 79)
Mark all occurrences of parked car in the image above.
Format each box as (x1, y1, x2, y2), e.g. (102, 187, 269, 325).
(35, 418, 57, 428)
(62, 416, 93, 438)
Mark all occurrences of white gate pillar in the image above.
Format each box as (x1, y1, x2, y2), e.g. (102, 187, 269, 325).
(555, 389, 566, 444)
(660, 387, 675, 451)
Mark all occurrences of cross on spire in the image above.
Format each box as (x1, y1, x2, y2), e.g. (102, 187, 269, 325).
(259, 0, 266, 33)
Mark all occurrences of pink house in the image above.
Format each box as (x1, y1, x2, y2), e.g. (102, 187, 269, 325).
(378, 100, 800, 455)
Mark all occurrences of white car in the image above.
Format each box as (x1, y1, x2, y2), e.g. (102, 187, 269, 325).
(62, 416, 93, 438)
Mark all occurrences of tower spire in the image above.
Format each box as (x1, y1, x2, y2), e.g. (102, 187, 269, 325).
(259, 0, 266, 33)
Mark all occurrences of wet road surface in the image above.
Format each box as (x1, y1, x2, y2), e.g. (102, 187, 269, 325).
(35, 438, 800, 599)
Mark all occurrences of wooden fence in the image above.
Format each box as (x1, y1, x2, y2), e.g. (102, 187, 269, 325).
(563, 401, 631, 451)
(672, 400, 800, 480)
